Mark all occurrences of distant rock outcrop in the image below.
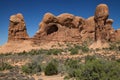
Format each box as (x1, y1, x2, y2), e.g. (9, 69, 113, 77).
(33, 13, 84, 44)
(6, 4, 120, 51)
(8, 13, 29, 42)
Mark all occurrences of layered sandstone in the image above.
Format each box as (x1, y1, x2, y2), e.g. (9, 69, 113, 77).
(5, 4, 120, 52)
(115, 29, 120, 41)
(33, 13, 85, 44)
(8, 13, 29, 42)
(94, 4, 109, 42)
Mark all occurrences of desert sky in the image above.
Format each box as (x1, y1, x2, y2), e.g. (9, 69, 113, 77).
(0, 0, 120, 45)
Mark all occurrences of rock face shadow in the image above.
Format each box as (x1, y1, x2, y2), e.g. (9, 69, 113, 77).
(47, 24, 58, 35)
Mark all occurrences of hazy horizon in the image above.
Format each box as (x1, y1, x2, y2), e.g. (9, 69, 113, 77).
(1, 0, 120, 45)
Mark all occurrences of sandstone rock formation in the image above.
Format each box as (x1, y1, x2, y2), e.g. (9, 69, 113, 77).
(32, 3, 120, 47)
(5, 4, 120, 51)
(105, 19, 114, 41)
(115, 29, 120, 41)
(80, 16, 95, 41)
(90, 4, 110, 49)
(8, 13, 29, 42)
(94, 4, 109, 42)
(33, 13, 85, 44)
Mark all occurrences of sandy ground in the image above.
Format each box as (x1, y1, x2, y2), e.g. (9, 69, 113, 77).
(0, 40, 69, 53)
(89, 40, 109, 49)
(32, 74, 64, 80)
(0, 40, 37, 53)
(0, 39, 110, 54)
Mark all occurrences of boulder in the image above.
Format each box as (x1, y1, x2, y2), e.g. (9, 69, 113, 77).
(94, 4, 109, 24)
(42, 13, 58, 23)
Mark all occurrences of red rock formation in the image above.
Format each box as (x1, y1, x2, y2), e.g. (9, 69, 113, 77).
(33, 13, 84, 44)
(7, 4, 120, 49)
(114, 29, 120, 41)
(90, 4, 110, 49)
(80, 16, 95, 41)
(94, 4, 109, 42)
(105, 19, 114, 41)
(8, 13, 29, 42)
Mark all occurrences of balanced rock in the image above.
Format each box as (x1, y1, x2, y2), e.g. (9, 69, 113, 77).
(8, 13, 29, 42)
(90, 4, 110, 49)
(94, 4, 109, 42)
(94, 4, 109, 24)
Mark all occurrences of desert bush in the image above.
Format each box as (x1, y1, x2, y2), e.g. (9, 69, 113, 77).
(69, 47, 79, 55)
(22, 62, 41, 74)
(109, 43, 117, 50)
(47, 49, 62, 55)
(109, 42, 120, 51)
(74, 44, 89, 53)
(0, 52, 12, 57)
(18, 49, 48, 56)
(45, 61, 58, 75)
(65, 56, 120, 80)
(81, 45, 89, 53)
(65, 59, 80, 77)
(0, 62, 13, 71)
(85, 55, 96, 62)
(69, 45, 89, 55)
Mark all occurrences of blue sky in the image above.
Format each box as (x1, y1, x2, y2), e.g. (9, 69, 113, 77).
(0, 0, 120, 45)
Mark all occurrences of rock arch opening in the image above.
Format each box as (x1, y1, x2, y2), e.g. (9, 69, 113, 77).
(47, 25, 58, 35)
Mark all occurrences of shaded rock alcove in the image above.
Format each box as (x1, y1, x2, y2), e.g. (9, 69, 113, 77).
(47, 24, 58, 35)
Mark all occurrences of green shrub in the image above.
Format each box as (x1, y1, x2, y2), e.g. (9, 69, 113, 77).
(22, 62, 41, 74)
(79, 59, 120, 80)
(109, 42, 120, 51)
(69, 44, 89, 55)
(109, 44, 117, 50)
(18, 49, 48, 55)
(69, 47, 79, 55)
(45, 61, 58, 75)
(65, 56, 120, 80)
(75, 44, 89, 53)
(65, 59, 79, 69)
(0, 62, 13, 71)
(0, 52, 12, 57)
(47, 49, 62, 55)
(85, 55, 96, 62)
(65, 59, 80, 77)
